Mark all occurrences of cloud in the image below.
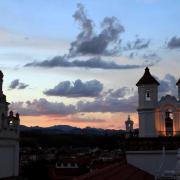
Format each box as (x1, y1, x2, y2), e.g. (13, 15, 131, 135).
(69, 3, 124, 56)
(71, 117, 106, 123)
(77, 93, 138, 113)
(77, 87, 137, 113)
(76, 74, 178, 113)
(9, 74, 178, 116)
(167, 36, 180, 49)
(142, 53, 161, 66)
(44, 79, 103, 97)
(9, 79, 29, 90)
(10, 87, 137, 115)
(124, 37, 150, 51)
(9, 98, 76, 115)
(75, 74, 178, 113)
(129, 52, 136, 59)
(24, 56, 143, 70)
(109, 87, 134, 98)
(158, 74, 178, 97)
(24, 4, 158, 70)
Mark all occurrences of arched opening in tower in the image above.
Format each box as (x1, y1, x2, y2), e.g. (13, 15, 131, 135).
(165, 110, 173, 136)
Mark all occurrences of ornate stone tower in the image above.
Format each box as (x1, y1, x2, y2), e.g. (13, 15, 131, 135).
(0, 70, 20, 178)
(177, 79, 180, 101)
(125, 115, 134, 132)
(136, 67, 159, 137)
(0, 71, 9, 129)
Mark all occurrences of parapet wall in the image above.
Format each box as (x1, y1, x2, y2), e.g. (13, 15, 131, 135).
(126, 150, 177, 176)
(0, 138, 19, 178)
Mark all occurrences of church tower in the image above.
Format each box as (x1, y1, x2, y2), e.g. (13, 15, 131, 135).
(136, 67, 160, 137)
(0, 71, 9, 129)
(0, 70, 20, 178)
(125, 115, 134, 132)
(176, 79, 180, 101)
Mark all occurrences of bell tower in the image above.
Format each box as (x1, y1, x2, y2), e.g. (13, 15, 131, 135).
(136, 67, 159, 137)
(0, 71, 8, 119)
(125, 115, 134, 132)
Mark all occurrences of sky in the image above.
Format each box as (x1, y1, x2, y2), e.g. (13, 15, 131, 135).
(0, 0, 180, 129)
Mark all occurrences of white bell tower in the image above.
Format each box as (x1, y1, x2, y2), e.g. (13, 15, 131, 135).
(136, 67, 159, 137)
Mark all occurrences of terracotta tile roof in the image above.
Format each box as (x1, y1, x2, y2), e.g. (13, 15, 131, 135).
(136, 67, 159, 86)
(75, 161, 154, 180)
(176, 79, 180, 85)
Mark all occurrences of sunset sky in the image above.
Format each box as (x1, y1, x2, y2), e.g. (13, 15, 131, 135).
(0, 0, 180, 129)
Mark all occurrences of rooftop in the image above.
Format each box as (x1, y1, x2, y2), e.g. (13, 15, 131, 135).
(76, 161, 154, 180)
(136, 67, 160, 86)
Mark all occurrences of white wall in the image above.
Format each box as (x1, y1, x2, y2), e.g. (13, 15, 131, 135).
(126, 150, 177, 176)
(0, 139, 19, 179)
(138, 110, 156, 137)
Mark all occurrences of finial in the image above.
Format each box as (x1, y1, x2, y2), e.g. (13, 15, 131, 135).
(9, 111, 13, 117)
(128, 115, 130, 120)
(16, 113, 19, 118)
(145, 67, 149, 72)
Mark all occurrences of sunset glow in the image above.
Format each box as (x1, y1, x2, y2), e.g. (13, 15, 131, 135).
(0, 0, 179, 129)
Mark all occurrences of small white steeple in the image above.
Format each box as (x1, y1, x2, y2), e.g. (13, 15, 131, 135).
(125, 115, 134, 132)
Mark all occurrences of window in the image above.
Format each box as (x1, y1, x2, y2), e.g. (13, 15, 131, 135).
(145, 90, 151, 101)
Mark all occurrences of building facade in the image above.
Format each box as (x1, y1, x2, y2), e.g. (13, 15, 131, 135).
(0, 70, 20, 178)
(136, 67, 180, 137)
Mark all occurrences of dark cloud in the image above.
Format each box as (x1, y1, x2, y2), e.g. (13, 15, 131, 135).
(24, 4, 157, 70)
(158, 74, 178, 97)
(9, 79, 19, 89)
(25, 56, 142, 70)
(9, 79, 29, 90)
(10, 86, 137, 115)
(9, 74, 179, 116)
(9, 98, 76, 115)
(77, 87, 137, 113)
(44, 79, 103, 97)
(77, 92, 138, 113)
(108, 87, 133, 98)
(124, 37, 150, 51)
(69, 3, 124, 56)
(167, 36, 180, 49)
(76, 73, 178, 113)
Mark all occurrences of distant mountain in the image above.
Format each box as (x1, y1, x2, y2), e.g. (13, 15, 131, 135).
(19, 125, 125, 135)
